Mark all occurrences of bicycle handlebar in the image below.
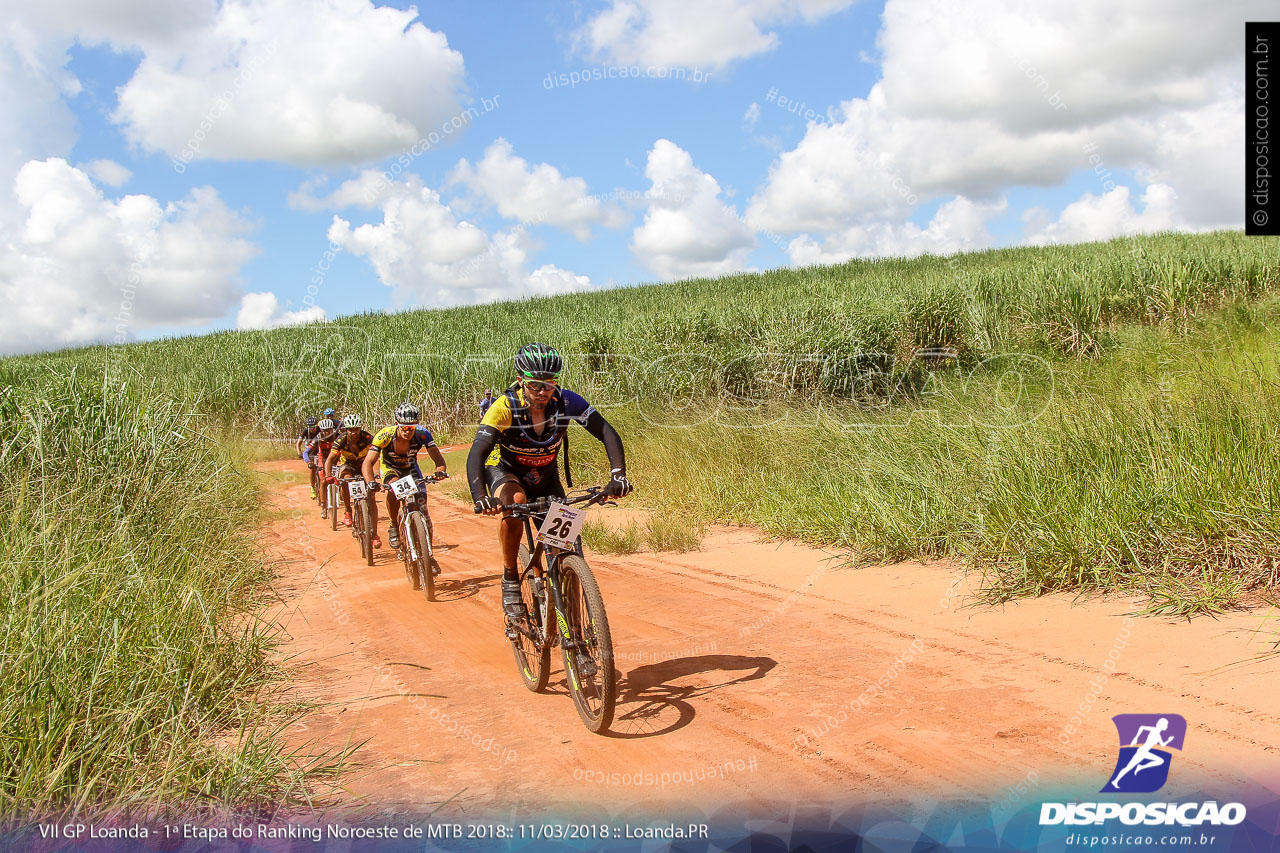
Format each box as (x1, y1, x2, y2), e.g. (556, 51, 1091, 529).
(500, 487, 614, 517)
(368, 472, 448, 492)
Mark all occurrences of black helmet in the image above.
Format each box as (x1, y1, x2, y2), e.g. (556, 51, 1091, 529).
(515, 342, 562, 380)
(305, 416, 318, 427)
(394, 402, 420, 424)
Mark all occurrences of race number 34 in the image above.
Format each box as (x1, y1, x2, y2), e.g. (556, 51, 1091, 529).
(537, 504, 587, 550)
(390, 476, 419, 499)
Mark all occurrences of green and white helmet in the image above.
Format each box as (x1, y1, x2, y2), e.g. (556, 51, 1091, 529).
(514, 342, 562, 380)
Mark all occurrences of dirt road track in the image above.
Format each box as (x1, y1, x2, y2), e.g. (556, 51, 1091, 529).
(258, 460, 1280, 818)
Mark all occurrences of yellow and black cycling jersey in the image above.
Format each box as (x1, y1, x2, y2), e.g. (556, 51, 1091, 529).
(479, 386, 595, 470)
(370, 424, 437, 471)
(331, 429, 374, 465)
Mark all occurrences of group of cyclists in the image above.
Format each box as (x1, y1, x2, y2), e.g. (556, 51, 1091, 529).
(297, 343, 633, 623)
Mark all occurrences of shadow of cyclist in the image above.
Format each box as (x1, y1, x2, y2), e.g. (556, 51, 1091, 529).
(605, 654, 776, 739)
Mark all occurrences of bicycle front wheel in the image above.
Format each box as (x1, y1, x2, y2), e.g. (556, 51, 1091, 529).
(359, 499, 374, 566)
(329, 485, 339, 530)
(409, 512, 434, 601)
(511, 544, 550, 692)
(400, 518, 419, 589)
(558, 555, 616, 733)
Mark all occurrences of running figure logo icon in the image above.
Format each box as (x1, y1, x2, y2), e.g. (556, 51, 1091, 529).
(1103, 714, 1187, 793)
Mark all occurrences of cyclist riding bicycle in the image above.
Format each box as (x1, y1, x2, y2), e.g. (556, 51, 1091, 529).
(323, 414, 376, 532)
(297, 416, 321, 498)
(467, 342, 633, 621)
(306, 418, 339, 494)
(362, 402, 448, 550)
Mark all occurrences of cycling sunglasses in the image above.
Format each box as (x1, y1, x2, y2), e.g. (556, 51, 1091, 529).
(523, 379, 558, 393)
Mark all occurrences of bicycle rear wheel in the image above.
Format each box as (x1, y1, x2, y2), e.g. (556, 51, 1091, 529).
(410, 513, 434, 602)
(510, 544, 550, 692)
(558, 555, 616, 733)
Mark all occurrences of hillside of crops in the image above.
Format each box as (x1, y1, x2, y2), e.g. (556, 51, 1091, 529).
(2, 231, 1274, 438)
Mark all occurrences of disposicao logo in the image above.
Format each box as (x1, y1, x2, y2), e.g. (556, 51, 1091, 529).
(1103, 713, 1185, 793)
(1039, 714, 1246, 827)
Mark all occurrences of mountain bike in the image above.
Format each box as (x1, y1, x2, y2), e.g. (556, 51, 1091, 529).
(499, 487, 617, 733)
(344, 475, 375, 566)
(376, 472, 447, 601)
(318, 469, 339, 524)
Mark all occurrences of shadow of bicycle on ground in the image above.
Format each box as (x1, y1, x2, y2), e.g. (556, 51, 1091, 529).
(431, 572, 502, 602)
(604, 654, 776, 739)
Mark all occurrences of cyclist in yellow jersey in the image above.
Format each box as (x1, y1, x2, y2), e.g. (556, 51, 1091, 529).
(362, 402, 448, 550)
(468, 343, 631, 621)
(323, 414, 376, 530)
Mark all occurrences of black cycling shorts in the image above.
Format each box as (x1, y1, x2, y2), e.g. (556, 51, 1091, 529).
(485, 461, 565, 502)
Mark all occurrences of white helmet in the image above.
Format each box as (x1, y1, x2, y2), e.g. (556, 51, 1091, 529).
(342, 414, 362, 428)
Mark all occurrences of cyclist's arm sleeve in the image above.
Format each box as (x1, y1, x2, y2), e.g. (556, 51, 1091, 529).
(583, 410, 626, 476)
(467, 427, 499, 501)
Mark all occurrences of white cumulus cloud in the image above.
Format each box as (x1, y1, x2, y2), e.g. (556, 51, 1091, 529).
(0, 158, 257, 355)
(631, 139, 756, 280)
(286, 171, 388, 212)
(111, 0, 468, 167)
(789, 196, 1006, 264)
(576, 0, 856, 69)
(86, 159, 132, 187)
(1022, 184, 1183, 247)
(328, 175, 594, 308)
(236, 291, 326, 330)
(748, 0, 1265, 261)
(448, 139, 627, 240)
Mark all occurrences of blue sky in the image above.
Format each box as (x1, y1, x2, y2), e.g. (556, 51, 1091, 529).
(0, 0, 1258, 354)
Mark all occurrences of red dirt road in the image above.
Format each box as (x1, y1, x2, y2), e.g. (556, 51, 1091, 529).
(258, 460, 1280, 818)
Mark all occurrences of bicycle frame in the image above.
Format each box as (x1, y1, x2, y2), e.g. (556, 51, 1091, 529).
(506, 492, 600, 651)
(512, 532, 579, 650)
(340, 474, 366, 524)
(398, 490, 431, 563)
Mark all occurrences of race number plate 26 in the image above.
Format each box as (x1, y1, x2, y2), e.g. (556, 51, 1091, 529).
(390, 476, 418, 499)
(536, 503, 587, 550)
(348, 480, 368, 500)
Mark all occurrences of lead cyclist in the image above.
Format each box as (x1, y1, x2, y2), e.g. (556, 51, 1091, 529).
(467, 342, 633, 622)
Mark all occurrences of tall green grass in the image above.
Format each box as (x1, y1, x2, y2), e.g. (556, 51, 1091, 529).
(0, 371, 316, 818)
(609, 303, 1280, 614)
